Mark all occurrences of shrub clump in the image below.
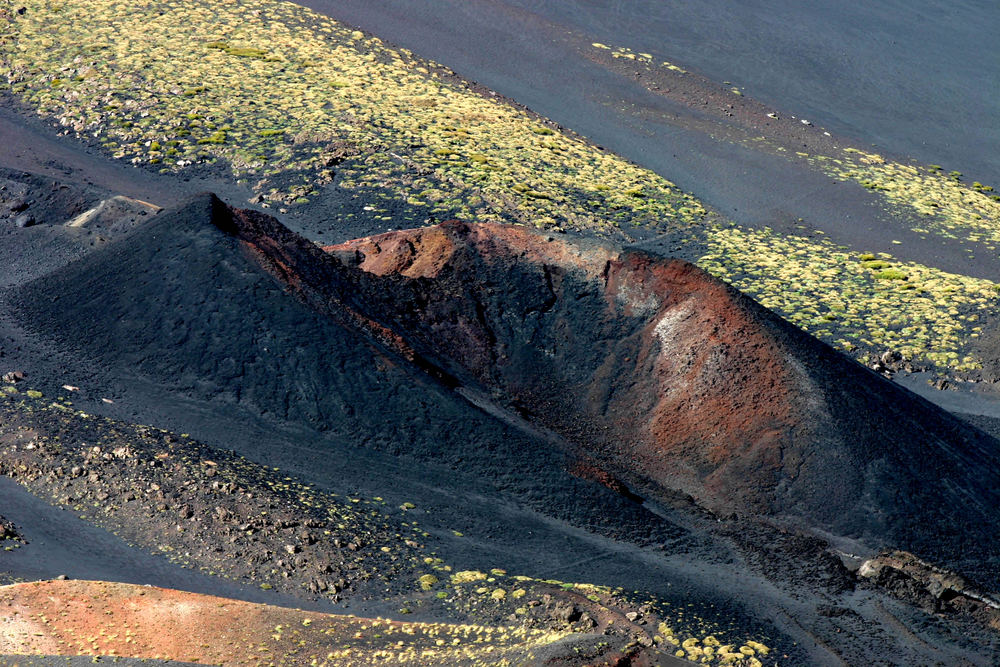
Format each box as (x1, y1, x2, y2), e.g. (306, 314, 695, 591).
(207, 41, 269, 59)
(861, 259, 890, 270)
(450, 570, 487, 585)
(875, 269, 908, 281)
(197, 131, 227, 145)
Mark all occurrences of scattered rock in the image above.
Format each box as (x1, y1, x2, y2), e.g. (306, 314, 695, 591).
(880, 350, 902, 366)
(859, 550, 1000, 622)
(552, 601, 581, 623)
(2, 371, 25, 383)
(0, 517, 21, 541)
(817, 605, 855, 618)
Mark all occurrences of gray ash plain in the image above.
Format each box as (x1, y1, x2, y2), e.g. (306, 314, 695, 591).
(0, 1, 998, 664)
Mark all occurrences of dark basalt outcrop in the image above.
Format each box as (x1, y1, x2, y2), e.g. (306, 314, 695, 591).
(14, 194, 1000, 587)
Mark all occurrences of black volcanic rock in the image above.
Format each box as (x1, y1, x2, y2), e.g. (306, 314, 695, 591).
(0, 168, 100, 226)
(11, 193, 675, 541)
(18, 194, 439, 438)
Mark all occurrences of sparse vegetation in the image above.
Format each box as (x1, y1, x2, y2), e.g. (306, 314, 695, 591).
(0, 0, 708, 233)
(699, 226, 994, 371)
(1, 0, 995, 376)
(814, 150, 1000, 247)
(0, 388, 773, 665)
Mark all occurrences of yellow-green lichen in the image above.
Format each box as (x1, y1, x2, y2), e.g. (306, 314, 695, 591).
(0, 0, 707, 232)
(819, 149, 1000, 247)
(699, 225, 997, 371)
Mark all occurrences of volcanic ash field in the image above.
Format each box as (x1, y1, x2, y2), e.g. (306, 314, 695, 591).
(1, 0, 999, 665)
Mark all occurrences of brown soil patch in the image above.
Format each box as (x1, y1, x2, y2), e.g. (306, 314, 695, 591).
(0, 579, 568, 665)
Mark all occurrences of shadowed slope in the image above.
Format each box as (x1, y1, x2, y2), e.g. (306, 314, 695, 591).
(12, 191, 528, 451)
(13, 194, 1000, 587)
(10, 193, 678, 542)
(327, 221, 1000, 583)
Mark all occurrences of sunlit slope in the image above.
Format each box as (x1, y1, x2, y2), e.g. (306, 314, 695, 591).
(0, 579, 569, 666)
(1, 0, 997, 373)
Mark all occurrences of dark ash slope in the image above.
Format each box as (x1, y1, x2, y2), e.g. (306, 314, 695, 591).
(8, 193, 1000, 663)
(10, 193, 677, 544)
(13, 194, 1000, 590)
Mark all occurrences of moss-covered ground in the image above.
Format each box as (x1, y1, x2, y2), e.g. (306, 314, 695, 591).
(819, 149, 1000, 247)
(0, 0, 708, 233)
(699, 225, 996, 370)
(1, 0, 997, 375)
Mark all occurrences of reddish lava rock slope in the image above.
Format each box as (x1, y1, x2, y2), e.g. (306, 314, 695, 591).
(325, 221, 1000, 581)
